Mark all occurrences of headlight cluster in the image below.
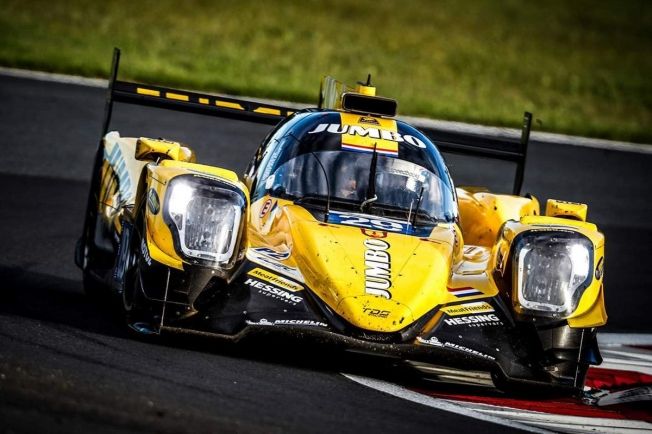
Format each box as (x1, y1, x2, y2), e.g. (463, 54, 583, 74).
(512, 231, 593, 318)
(166, 175, 245, 265)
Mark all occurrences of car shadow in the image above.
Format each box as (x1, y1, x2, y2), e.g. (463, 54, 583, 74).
(0, 265, 607, 399)
(0, 265, 422, 385)
(0, 265, 127, 339)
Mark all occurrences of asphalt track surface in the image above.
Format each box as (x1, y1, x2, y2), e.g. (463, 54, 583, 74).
(0, 74, 651, 433)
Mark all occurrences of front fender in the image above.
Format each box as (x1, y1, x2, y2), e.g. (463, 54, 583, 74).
(495, 215, 606, 328)
(141, 160, 250, 271)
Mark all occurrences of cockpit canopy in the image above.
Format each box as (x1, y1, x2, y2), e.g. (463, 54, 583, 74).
(252, 111, 457, 224)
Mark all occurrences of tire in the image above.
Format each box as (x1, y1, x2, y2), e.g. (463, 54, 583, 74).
(122, 262, 140, 315)
(82, 270, 109, 301)
(122, 257, 159, 337)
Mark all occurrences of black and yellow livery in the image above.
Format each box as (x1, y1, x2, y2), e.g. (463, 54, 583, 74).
(76, 49, 606, 394)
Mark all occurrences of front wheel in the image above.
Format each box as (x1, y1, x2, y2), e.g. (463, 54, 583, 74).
(82, 269, 109, 301)
(122, 261, 159, 336)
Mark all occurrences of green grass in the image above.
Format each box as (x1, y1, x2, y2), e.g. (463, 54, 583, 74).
(1, 0, 651, 142)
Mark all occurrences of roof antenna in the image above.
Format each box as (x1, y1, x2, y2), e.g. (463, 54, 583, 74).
(356, 74, 376, 97)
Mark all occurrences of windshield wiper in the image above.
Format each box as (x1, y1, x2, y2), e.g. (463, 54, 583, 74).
(411, 186, 425, 229)
(360, 143, 378, 212)
(367, 198, 437, 227)
(309, 152, 330, 222)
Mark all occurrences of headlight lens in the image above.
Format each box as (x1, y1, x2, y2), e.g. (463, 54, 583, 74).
(513, 231, 593, 318)
(166, 176, 245, 265)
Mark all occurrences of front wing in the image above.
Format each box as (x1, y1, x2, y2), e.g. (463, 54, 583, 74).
(135, 252, 599, 393)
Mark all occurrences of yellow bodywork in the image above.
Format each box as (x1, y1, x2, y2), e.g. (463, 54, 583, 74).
(141, 160, 249, 271)
(545, 199, 588, 221)
(249, 196, 454, 332)
(97, 133, 249, 271)
(245, 186, 605, 332)
(99, 121, 606, 334)
(456, 188, 540, 247)
(499, 215, 606, 327)
(135, 137, 196, 163)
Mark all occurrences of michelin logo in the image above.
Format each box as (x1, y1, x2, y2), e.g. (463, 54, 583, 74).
(417, 336, 495, 361)
(246, 319, 328, 327)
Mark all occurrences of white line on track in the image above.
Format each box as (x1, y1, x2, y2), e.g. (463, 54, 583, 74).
(598, 333, 652, 347)
(343, 333, 652, 433)
(455, 402, 652, 434)
(2, 66, 650, 154)
(346, 371, 652, 434)
(342, 373, 551, 433)
(0, 66, 109, 88)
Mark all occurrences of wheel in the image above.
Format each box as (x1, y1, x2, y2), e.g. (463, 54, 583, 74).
(122, 255, 159, 336)
(122, 259, 141, 314)
(82, 269, 109, 301)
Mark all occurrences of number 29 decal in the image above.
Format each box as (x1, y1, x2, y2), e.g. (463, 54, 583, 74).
(328, 211, 406, 233)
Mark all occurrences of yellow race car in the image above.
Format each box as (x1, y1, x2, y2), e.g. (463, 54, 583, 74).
(76, 49, 606, 394)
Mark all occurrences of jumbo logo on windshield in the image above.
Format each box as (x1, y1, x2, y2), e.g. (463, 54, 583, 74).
(308, 124, 427, 149)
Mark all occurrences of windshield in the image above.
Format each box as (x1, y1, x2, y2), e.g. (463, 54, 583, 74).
(259, 150, 456, 223)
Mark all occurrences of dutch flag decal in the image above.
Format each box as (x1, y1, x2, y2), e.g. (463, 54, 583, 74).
(447, 287, 483, 298)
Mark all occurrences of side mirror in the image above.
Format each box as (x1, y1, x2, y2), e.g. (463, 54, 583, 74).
(545, 199, 587, 221)
(135, 137, 196, 163)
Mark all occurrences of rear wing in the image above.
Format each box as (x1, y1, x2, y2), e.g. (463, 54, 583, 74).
(101, 48, 295, 137)
(422, 113, 531, 195)
(101, 48, 531, 195)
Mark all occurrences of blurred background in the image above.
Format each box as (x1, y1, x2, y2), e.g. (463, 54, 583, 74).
(0, 1, 650, 331)
(1, 0, 650, 142)
(0, 4, 651, 431)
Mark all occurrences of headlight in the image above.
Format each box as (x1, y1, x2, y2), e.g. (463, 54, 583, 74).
(165, 175, 245, 265)
(512, 231, 593, 318)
